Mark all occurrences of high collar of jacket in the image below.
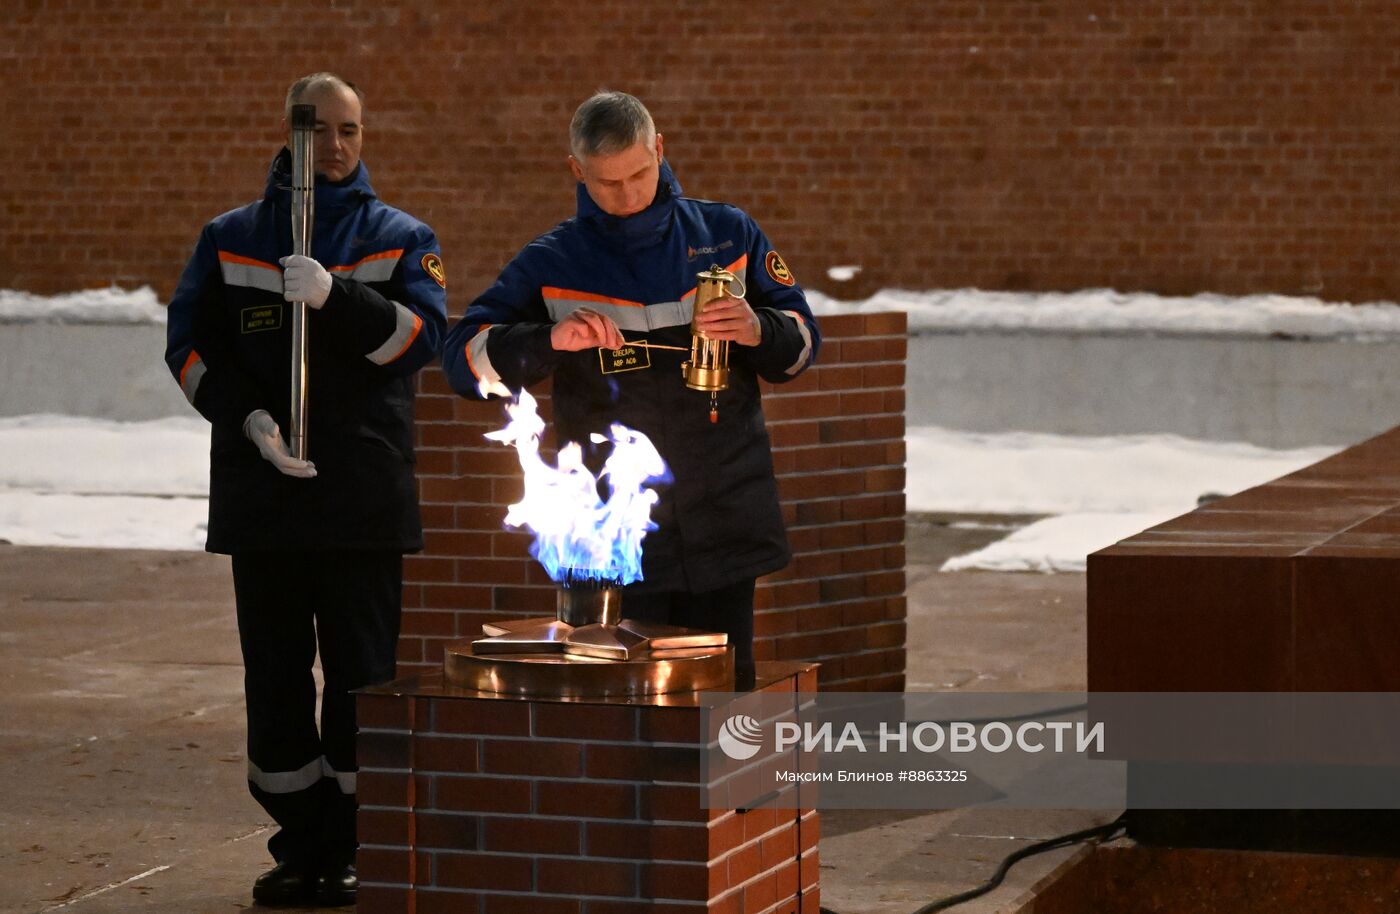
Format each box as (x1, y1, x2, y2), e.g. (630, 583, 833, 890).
(576, 159, 683, 252)
(264, 147, 377, 222)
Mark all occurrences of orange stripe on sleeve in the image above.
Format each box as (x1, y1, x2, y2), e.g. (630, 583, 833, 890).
(541, 287, 647, 308)
(680, 254, 751, 302)
(387, 313, 424, 363)
(328, 249, 405, 272)
(465, 324, 492, 381)
(217, 251, 281, 271)
(179, 349, 201, 386)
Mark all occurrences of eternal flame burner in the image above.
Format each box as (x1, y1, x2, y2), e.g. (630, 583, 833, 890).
(444, 573, 733, 698)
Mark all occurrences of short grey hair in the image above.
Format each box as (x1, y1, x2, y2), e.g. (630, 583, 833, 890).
(569, 91, 656, 158)
(284, 72, 365, 120)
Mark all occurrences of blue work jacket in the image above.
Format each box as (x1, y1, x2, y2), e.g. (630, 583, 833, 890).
(442, 161, 819, 592)
(166, 150, 447, 553)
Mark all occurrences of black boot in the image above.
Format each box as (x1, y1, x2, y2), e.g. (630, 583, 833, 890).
(252, 859, 314, 907)
(314, 862, 357, 907)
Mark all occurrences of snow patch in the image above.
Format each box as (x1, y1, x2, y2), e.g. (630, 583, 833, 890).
(912, 426, 1342, 573)
(0, 286, 167, 324)
(0, 492, 206, 551)
(0, 415, 208, 497)
(808, 287, 1400, 340)
(941, 512, 1176, 574)
(907, 425, 1338, 516)
(0, 415, 208, 551)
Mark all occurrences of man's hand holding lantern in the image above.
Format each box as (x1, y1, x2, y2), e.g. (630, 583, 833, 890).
(695, 294, 762, 346)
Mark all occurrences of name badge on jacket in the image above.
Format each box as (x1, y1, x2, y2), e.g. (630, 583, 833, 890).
(241, 304, 283, 334)
(599, 344, 651, 374)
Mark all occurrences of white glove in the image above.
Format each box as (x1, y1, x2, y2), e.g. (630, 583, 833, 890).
(243, 409, 316, 478)
(280, 254, 333, 309)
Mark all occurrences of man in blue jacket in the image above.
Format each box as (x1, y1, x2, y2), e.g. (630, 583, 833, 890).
(164, 73, 445, 907)
(442, 91, 819, 691)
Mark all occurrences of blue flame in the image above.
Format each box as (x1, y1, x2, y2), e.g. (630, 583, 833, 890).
(485, 391, 670, 587)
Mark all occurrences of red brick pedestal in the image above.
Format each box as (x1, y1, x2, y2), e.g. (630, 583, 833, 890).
(355, 662, 820, 914)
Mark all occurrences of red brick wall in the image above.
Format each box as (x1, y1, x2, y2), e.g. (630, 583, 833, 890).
(7, 2, 1400, 303)
(355, 666, 819, 912)
(402, 312, 907, 691)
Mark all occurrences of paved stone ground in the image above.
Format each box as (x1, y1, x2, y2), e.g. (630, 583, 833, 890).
(818, 516, 1111, 914)
(0, 515, 1113, 914)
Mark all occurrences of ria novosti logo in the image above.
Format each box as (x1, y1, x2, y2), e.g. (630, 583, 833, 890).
(717, 712, 1105, 761)
(717, 714, 765, 760)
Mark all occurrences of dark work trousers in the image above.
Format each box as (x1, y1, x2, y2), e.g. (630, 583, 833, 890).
(623, 578, 756, 689)
(231, 550, 403, 867)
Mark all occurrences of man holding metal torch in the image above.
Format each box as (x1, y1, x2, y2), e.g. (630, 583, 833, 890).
(164, 73, 446, 907)
(441, 90, 820, 691)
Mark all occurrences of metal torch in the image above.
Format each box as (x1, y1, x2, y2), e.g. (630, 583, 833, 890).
(288, 103, 316, 461)
(682, 265, 746, 423)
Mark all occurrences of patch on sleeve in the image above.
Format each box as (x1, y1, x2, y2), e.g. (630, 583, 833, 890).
(765, 250, 796, 287)
(421, 252, 446, 289)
